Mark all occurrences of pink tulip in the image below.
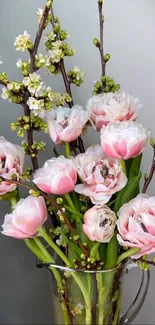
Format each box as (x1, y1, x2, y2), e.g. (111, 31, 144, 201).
(0, 136, 24, 196)
(100, 121, 150, 160)
(1, 196, 47, 239)
(74, 145, 127, 205)
(33, 156, 77, 195)
(117, 194, 155, 258)
(83, 205, 116, 242)
(46, 105, 89, 144)
(87, 90, 141, 131)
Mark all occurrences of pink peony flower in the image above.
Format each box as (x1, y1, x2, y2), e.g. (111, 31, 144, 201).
(33, 156, 77, 195)
(74, 145, 127, 205)
(117, 194, 155, 258)
(1, 196, 47, 239)
(100, 121, 150, 160)
(83, 205, 116, 242)
(46, 105, 89, 144)
(0, 136, 24, 196)
(87, 90, 141, 131)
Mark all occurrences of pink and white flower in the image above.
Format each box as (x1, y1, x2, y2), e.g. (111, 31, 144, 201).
(74, 145, 127, 205)
(87, 90, 141, 131)
(0, 137, 24, 196)
(83, 205, 116, 242)
(46, 105, 89, 144)
(117, 194, 155, 258)
(33, 156, 77, 195)
(1, 196, 47, 239)
(100, 121, 150, 160)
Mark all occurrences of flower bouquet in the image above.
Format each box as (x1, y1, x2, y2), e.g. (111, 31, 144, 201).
(0, 1, 154, 324)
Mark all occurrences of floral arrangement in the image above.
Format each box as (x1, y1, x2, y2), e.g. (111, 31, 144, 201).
(0, 1, 155, 324)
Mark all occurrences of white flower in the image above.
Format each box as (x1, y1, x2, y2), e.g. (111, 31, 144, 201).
(0, 57, 3, 65)
(36, 8, 43, 20)
(44, 32, 56, 42)
(48, 49, 63, 63)
(35, 53, 50, 67)
(7, 83, 20, 91)
(1, 87, 9, 100)
(16, 59, 22, 68)
(14, 31, 32, 52)
(27, 97, 45, 118)
(23, 73, 45, 96)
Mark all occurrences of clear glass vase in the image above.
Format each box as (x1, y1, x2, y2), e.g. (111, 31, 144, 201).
(37, 260, 150, 325)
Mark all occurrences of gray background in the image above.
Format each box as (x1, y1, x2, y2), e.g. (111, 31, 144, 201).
(0, 0, 155, 323)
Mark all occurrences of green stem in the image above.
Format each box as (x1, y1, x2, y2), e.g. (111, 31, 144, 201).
(39, 227, 92, 325)
(121, 159, 127, 176)
(105, 234, 118, 269)
(72, 191, 80, 210)
(39, 227, 71, 266)
(65, 142, 70, 158)
(25, 238, 70, 325)
(90, 242, 100, 259)
(116, 248, 140, 265)
(9, 196, 18, 210)
(65, 205, 83, 219)
(64, 193, 76, 210)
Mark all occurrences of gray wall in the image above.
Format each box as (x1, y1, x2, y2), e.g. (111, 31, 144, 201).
(0, 0, 155, 323)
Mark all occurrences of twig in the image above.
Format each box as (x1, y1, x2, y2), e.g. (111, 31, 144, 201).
(50, 4, 85, 153)
(98, 0, 106, 77)
(137, 257, 155, 267)
(23, 1, 52, 171)
(142, 144, 155, 193)
(30, 2, 52, 73)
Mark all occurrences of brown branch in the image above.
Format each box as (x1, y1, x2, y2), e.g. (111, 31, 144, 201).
(50, 4, 85, 153)
(137, 257, 155, 267)
(23, 1, 52, 171)
(30, 2, 52, 73)
(59, 60, 73, 108)
(0, 80, 7, 87)
(142, 145, 155, 193)
(98, 1, 106, 77)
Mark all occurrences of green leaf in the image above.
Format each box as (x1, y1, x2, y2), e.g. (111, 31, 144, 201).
(128, 154, 142, 179)
(114, 172, 142, 213)
(53, 147, 60, 157)
(60, 231, 82, 256)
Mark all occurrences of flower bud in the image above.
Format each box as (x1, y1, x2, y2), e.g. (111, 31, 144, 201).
(104, 53, 111, 62)
(93, 38, 100, 47)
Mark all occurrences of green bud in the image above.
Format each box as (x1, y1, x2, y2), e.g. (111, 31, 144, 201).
(23, 115, 30, 123)
(46, 0, 52, 8)
(53, 24, 60, 34)
(80, 254, 86, 260)
(73, 235, 80, 241)
(109, 81, 114, 87)
(93, 38, 100, 47)
(144, 173, 148, 179)
(23, 124, 30, 130)
(104, 85, 110, 92)
(104, 53, 111, 62)
(102, 15, 104, 22)
(150, 138, 155, 146)
(29, 189, 40, 197)
(100, 75, 106, 83)
(98, 0, 103, 3)
(115, 84, 120, 91)
(10, 122, 17, 131)
(56, 197, 63, 205)
(31, 153, 36, 158)
(95, 81, 101, 89)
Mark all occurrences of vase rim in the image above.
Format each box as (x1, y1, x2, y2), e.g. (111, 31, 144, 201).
(37, 260, 127, 273)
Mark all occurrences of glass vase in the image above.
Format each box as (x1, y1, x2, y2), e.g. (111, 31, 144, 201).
(37, 260, 150, 325)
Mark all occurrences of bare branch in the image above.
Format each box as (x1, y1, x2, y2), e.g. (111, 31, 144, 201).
(142, 144, 155, 193)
